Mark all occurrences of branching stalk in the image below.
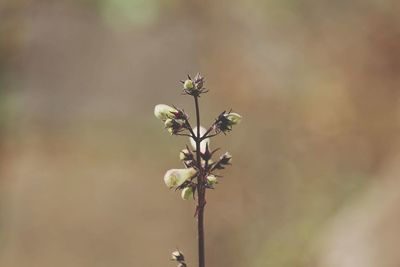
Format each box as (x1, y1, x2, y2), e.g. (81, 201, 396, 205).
(154, 73, 242, 267)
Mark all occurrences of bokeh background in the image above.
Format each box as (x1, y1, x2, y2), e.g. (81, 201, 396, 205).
(1, 0, 400, 266)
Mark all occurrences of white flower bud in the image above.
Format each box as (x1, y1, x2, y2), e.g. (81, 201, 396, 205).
(154, 104, 177, 121)
(190, 126, 210, 153)
(181, 187, 194, 200)
(163, 168, 197, 189)
(164, 118, 174, 128)
(183, 79, 194, 90)
(207, 175, 218, 185)
(224, 112, 242, 125)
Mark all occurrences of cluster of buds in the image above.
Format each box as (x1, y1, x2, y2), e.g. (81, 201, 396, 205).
(154, 104, 189, 135)
(214, 111, 242, 134)
(154, 75, 242, 200)
(171, 250, 187, 267)
(162, 139, 229, 200)
(181, 73, 208, 96)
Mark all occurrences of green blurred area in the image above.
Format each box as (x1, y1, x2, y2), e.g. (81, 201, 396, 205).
(0, 0, 400, 266)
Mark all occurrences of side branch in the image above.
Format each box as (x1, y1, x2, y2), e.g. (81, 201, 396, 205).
(184, 118, 197, 140)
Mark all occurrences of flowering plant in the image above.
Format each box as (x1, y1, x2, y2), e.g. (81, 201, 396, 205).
(154, 73, 242, 267)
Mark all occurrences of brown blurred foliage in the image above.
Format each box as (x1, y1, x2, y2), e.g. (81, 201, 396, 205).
(0, 0, 400, 266)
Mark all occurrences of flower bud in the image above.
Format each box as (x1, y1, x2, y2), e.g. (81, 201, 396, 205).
(164, 168, 197, 189)
(207, 175, 218, 185)
(214, 111, 242, 133)
(221, 152, 232, 164)
(165, 119, 186, 135)
(181, 187, 194, 200)
(154, 104, 177, 121)
(183, 79, 194, 90)
(190, 126, 210, 153)
(224, 112, 242, 125)
(171, 250, 185, 261)
(164, 119, 174, 128)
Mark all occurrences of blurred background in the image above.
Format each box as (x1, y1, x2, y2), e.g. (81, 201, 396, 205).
(1, 0, 400, 266)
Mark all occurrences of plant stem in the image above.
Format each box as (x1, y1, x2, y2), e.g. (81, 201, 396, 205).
(194, 95, 206, 267)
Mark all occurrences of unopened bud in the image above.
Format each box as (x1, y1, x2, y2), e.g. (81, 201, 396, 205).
(183, 79, 194, 90)
(224, 112, 242, 125)
(181, 187, 194, 200)
(164, 168, 197, 189)
(154, 104, 177, 121)
(165, 119, 185, 135)
(207, 175, 218, 185)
